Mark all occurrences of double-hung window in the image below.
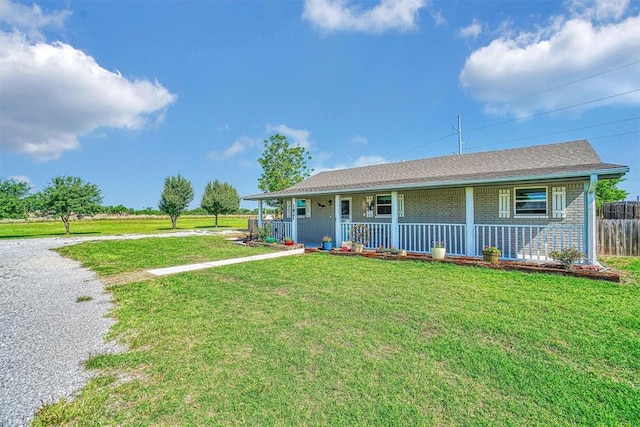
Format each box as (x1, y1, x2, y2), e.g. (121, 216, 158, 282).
(296, 199, 311, 218)
(514, 187, 547, 216)
(376, 194, 392, 217)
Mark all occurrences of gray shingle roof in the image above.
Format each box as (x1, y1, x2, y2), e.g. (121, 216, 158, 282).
(244, 140, 628, 200)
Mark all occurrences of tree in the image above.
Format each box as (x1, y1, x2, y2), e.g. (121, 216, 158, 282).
(0, 178, 31, 219)
(257, 134, 312, 215)
(596, 178, 628, 208)
(38, 176, 103, 234)
(200, 180, 240, 227)
(158, 174, 194, 229)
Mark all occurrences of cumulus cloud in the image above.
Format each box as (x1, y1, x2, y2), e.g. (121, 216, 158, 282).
(0, 1, 176, 161)
(459, 2, 640, 118)
(266, 124, 312, 149)
(457, 19, 482, 39)
(302, 0, 427, 33)
(207, 136, 259, 160)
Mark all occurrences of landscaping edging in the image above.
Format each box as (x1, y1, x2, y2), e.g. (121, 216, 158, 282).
(246, 241, 304, 251)
(305, 248, 620, 282)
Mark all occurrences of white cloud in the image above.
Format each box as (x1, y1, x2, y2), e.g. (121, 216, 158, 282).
(349, 134, 368, 144)
(302, 0, 427, 33)
(568, 0, 629, 21)
(313, 155, 387, 174)
(0, 0, 70, 40)
(0, 1, 176, 161)
(430, 9, 446, 27)
(457, 19, 482, 39)
(459, 9, 640, 118)
(207, 136, 259, 160)
(266, 124, 312, 149)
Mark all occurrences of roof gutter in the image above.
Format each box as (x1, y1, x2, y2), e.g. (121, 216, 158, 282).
(242, 166, 629, 201)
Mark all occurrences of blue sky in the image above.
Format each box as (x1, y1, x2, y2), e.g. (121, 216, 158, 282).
(1, 0, 639, 209)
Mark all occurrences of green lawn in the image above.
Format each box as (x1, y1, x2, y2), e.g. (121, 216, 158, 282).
(0, 216, 248, 239)
(34, 237, 640, 426)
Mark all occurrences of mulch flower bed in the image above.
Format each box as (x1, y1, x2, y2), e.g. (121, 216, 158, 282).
(305, 247, 620, 282)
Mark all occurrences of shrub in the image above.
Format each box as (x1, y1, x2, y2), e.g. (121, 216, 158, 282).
(549, 248, 585, 268)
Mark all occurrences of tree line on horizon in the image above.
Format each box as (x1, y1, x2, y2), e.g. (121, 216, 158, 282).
(0, 134, 308, 233)
(3, 134, 628, 233)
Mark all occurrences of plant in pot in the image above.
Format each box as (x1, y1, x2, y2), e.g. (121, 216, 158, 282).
(431, 241, 446, 260)
(482, 246, 501, 263)
(353, 242, 364, 253)
(321, 235, 333, 250)
(283, 236, 294, 246)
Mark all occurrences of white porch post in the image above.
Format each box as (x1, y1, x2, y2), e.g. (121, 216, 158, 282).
(585, 174, 598, 264)
(291, 198, 298, 243)
(334, 195, 342, 247)
(391, 191, 399, 248)
(465, 187, 475, 256)
(258, 201, 263, 227)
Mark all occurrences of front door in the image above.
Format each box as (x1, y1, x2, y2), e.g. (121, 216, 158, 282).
(341, 198, 352, 222)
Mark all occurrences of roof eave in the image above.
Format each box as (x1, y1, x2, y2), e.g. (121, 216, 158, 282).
(242, 166, 629, 201)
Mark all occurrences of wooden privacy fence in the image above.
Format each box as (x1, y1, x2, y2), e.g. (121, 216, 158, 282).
(597, 219, 640, 256)
(598, 201, 640, 219)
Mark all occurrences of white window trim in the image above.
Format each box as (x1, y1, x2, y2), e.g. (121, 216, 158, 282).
(375, 194, 392, 218)
(296, 199, 311, 218)
(514, 186, 548, 218)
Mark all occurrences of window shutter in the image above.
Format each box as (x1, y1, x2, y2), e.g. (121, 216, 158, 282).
(305, 199, 311, 217)
(552, 187, 566, 219)
(286, 201, 292, 218)
(499, 189, 510, 218)
(398, 194, 405, 217)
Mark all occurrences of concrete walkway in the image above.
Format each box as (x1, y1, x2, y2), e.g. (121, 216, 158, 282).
(147, 248, 305, 276)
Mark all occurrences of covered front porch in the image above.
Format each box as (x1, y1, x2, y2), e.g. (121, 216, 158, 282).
(256, 182, 598, 263)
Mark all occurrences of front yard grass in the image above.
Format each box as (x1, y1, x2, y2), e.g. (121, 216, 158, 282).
(34, 238, 640, 426)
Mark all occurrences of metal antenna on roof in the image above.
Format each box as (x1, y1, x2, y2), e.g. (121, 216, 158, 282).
(453, 115, 464, 154)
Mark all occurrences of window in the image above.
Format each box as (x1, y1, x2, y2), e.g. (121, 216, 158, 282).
(376, 194, 392, 216)
(515, 187, 547, 216)
(296, 199, 311, 218)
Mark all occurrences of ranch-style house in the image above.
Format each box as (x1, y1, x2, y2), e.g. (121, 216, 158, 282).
(244, 140, 628, 264)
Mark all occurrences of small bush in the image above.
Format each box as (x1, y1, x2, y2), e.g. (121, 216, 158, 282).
(549, 248, 585, 268)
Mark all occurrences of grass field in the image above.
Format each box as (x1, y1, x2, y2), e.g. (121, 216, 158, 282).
(33, 236, 640, 426)
(0, 216, 248, 239)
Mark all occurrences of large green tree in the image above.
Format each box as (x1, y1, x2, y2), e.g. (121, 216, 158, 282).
(0, 178, 31, 219)
(200, 180, 240, 227)
(37, 176, 103, 234)
(159, 174, 194, 229)
(257, 134, 312, 214)
(596, 178, 628, 208)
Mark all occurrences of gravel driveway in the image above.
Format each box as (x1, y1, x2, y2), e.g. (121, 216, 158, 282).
(0, 232, 211, 426)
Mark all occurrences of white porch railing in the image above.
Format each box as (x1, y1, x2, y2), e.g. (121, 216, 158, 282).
(475, 224, 584, 261)
(268, 220, 293, 241)
(340, 222, 392, 249)
(398, 223, 466, 255)
(338, 221, 584, 260)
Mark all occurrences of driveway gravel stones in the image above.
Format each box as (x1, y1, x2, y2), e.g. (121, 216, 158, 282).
(0, 231, 212, 426)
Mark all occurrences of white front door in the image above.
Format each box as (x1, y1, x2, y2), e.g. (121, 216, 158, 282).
(341, 198, 352, 222)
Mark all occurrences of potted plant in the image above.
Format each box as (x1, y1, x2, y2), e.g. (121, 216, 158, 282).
(482, 246, 501, 263)
(321, 235, 333, 250)
(353, 242, 364, 253)
(283, 236, 294, 246)
(431, 241, 446, 260)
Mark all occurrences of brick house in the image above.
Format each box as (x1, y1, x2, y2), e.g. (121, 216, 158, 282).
(244, 140, 628, 264)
